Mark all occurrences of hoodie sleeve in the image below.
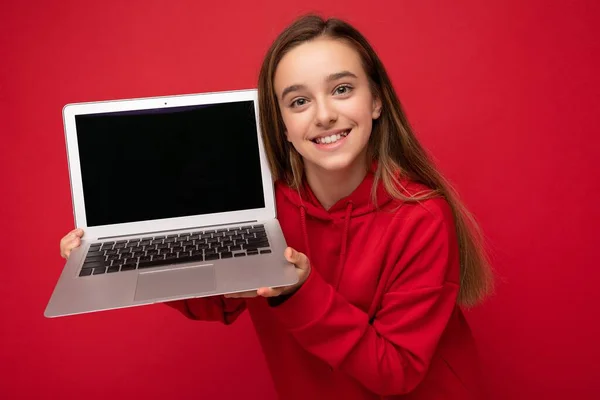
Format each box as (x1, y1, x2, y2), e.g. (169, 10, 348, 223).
(268, 198, 460, 396)
(165, 296, 247, 325)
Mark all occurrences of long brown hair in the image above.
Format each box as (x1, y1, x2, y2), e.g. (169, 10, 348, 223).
(258, 14, 494, 307)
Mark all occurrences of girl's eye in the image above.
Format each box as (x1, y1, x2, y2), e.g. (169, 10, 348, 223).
(334, 85, 353, 95)
(291, 98, 308, 108)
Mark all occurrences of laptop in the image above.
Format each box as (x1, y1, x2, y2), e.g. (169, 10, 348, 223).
(44, 89, 298, 318)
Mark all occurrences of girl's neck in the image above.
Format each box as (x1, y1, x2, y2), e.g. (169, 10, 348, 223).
(304, 154, 368, 210)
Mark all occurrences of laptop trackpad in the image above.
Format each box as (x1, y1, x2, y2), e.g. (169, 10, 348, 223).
(134, 265, 216, 302)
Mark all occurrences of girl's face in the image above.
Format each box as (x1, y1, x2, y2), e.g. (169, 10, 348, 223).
(274, 38, 382, 176)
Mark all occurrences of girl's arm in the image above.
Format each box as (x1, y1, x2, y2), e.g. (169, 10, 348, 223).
(268, 198, 460, 396)
(165, 296, 247, 325)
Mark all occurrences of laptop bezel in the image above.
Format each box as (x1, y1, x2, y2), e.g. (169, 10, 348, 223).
(62, 89, 277, 239)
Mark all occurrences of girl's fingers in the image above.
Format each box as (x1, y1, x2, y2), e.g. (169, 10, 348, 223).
(60, 232, 83, 259)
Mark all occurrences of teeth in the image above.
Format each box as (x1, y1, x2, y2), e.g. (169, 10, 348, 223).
(315, 130, 349, 144)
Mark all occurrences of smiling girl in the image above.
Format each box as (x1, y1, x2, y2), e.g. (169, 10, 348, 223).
(60, 15, 493, 399)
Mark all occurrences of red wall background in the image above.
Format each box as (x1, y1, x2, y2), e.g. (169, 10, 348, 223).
(1, 0, 599, 399)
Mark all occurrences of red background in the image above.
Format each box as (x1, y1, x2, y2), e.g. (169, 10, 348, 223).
(2, 0, 599, 399)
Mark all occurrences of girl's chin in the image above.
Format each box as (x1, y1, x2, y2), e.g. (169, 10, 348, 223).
(304, 155, 367, 175)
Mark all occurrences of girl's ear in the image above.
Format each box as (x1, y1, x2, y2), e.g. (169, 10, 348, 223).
(372, 97, 383, 120)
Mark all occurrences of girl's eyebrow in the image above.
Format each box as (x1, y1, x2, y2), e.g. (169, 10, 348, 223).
(280, 70, 358, 100)
(281, 84, 305, 100)
(326, 70, 357, 82)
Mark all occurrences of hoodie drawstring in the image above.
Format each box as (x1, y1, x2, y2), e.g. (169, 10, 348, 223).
(299, 202, 353, 290)
(300, 206, 312, 261)
(335, 202, 353, 290)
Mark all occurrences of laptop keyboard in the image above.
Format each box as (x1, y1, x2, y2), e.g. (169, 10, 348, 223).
(79, 224, 271, 277)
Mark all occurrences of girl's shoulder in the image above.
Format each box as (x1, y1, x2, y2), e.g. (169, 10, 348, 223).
(386, 179, 454, 224)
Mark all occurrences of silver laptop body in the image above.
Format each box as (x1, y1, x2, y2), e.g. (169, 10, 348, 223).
(45, 89, 298, 318)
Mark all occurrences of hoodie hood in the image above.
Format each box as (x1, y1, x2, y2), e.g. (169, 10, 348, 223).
(277, 167, 397, 222)
(275, 165, 408, 290)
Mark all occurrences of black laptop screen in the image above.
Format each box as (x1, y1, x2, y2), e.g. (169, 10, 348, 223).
(75, 100, 266, 227)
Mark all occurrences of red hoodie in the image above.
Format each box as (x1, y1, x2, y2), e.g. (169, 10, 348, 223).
(168, 170, 483, 399)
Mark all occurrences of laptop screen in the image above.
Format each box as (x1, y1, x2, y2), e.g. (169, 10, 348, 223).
(75, 100, 266, 227)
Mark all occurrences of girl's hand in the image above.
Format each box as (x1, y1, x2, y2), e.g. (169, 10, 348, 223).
(60, 228, 84, 259)
(224, 247, 311, 298)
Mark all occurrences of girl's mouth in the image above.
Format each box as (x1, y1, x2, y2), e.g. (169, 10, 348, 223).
(311, 129, 351, 145)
